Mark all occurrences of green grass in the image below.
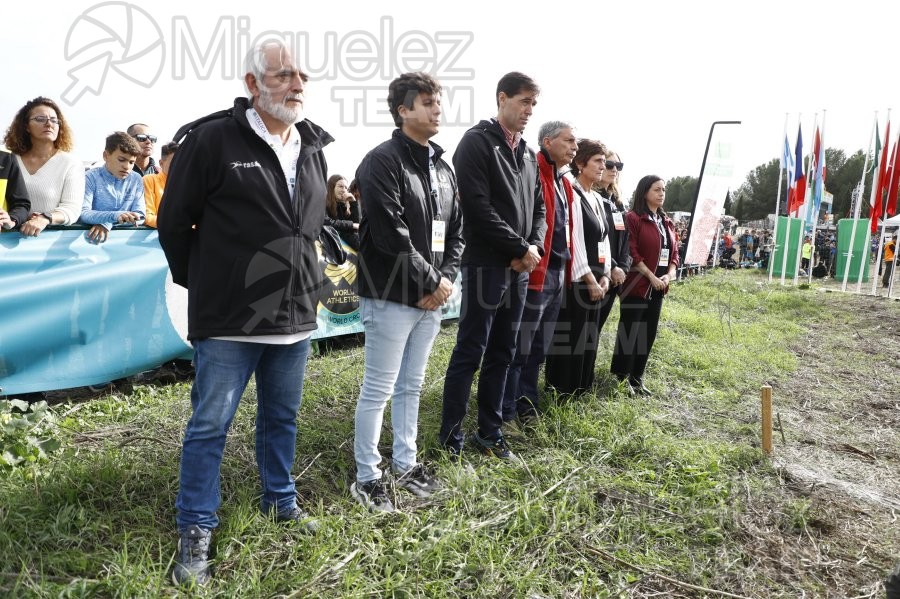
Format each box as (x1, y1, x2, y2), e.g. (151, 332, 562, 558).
(0, 270, 893, 597)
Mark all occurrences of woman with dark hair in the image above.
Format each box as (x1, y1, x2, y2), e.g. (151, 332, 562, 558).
(594, 150, 630, 333)
(324, 173, 360, 250)
(3, 97, 84, 236)
(545, 139, 612, 395)
(610, 175, 678, 396)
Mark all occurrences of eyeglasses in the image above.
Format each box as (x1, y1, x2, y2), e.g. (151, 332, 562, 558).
(30, 116, 60, 125)
(134, 134, 157, 143)
(604, 160, 624, 171)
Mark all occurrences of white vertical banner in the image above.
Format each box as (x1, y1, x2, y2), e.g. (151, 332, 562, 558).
(684, 126, 741, 265)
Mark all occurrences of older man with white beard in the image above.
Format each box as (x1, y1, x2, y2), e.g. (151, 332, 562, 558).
(158, 39, 333, 587)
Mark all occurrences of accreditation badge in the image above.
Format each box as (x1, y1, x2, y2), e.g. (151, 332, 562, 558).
(431, 220, 446, 253)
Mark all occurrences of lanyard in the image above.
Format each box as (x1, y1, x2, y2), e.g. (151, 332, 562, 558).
(652, 214, 668, 248)
(246, 108, 302, 199)
(428, 145, 441, 220)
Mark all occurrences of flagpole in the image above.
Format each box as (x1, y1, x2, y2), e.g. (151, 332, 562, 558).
(793, 114, 815, 285)
(869, 109, 891, 295)
(808, 111, 825, 284)
(769, 113, 789, 283)
(843, 112, 877, 292)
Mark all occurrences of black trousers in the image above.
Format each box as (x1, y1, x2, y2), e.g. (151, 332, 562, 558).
(597, 287, 619, 333)
(545, 282, 602, 395)
(610, 292, 665, 383)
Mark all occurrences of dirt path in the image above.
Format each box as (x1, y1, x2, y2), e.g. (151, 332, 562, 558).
(759, 289, 900, 595)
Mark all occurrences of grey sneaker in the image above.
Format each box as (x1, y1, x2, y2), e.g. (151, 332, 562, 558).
(171, 525, 212, 587)
(275, 505, 320, 533)
(350, 477, 395, 513)
(395, 464, 442, 498)
(468, 432, 522, 464)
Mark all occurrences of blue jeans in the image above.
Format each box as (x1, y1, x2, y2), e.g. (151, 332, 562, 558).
(502, 267, 564, 420)
(354, 297, 441, 483)
(440, 265, 528, 450)
(175, 337, 310, 531)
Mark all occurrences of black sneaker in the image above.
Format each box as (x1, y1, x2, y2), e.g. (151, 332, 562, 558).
(444, 445, 463, 463)
(350, 477, 395, 513)
(171, 525, 212, 587)
(395, 464, 442, 498)
(468, 432, 522, 464)
(275, 505, 320, 533)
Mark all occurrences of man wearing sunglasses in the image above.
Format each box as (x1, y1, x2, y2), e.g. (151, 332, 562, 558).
(126, 123, 161, 175)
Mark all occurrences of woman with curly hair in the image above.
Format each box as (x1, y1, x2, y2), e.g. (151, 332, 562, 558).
(3, 97, 84, 236)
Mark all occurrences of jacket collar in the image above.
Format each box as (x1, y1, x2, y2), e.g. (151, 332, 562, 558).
(173, 97, 334, 153)
(392, 128, 444, 165)
(537, 147, 561, 177)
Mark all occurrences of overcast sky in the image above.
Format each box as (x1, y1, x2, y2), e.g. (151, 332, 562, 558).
(3, 0, 898, 204)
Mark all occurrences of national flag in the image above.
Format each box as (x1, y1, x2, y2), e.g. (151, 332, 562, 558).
(781, 133, 794, 215)
(888, 136, 900, 216)
(871, 121, 890, 232)
(788, 126, 806, 215)
(813, 126, 826, 217)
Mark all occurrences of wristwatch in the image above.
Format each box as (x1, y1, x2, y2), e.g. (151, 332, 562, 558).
(42, 212, 53, 224)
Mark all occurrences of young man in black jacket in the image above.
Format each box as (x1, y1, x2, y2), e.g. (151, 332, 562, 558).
(439, 72, 546, 463)
(158, 39, 332, 587)
(351, 72, 464, 513)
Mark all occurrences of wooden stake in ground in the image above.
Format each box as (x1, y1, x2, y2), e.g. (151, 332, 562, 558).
(761, 385, 773, 454)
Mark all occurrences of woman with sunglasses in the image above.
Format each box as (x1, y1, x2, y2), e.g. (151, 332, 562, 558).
(594, 151, 631, 334)
(3, 97, 84, 237)
(610, 175, 678, 396)
(545, 139, 613, 395)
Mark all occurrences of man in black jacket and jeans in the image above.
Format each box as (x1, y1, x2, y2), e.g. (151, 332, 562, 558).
(158, 39, 332, 587)
(351, 72, 464, 513)
(439, 72, 546, 463)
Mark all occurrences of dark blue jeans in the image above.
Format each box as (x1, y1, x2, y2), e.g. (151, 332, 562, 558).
(175, 337, 310, 531)
(502, 267, 564, 419)
(440, 265, 528, 450)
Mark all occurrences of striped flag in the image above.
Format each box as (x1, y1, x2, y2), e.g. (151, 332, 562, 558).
(788, 126, 806, 216)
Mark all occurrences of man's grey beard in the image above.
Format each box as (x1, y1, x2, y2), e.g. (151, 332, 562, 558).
(258, 89, 304, 125)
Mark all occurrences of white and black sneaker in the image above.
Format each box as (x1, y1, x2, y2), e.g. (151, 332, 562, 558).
(350, 477, 395, 513)
(394, 464, 443, 498)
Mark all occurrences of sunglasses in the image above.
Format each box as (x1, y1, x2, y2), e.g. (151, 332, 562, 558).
(604, 160, 624, 171)
(134, 134, 157, 143)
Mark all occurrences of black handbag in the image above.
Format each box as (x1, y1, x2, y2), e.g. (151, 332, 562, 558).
(318, 224, 347, 265)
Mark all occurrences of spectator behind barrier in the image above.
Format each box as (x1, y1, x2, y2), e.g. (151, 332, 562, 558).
(0, 149, 30, 230)
(80, 132, 145, 244)
(324, 173, 360, 250)
(3, 96, 84, 236)
(127, 123, 161, 176)
(143, 141, 179, 228)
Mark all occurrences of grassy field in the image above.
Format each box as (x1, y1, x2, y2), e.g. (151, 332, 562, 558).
(1, 269, 898, 597)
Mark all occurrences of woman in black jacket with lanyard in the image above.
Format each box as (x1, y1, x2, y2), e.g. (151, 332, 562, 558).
(545, 139, 612, 395)
(595, 149, 630, 332)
